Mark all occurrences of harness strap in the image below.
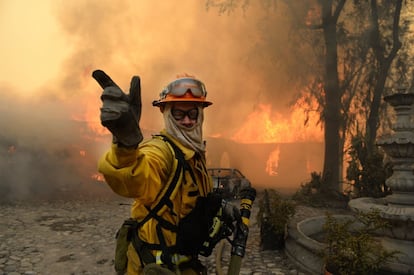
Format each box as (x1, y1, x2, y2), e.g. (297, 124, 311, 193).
(120, 219, 156, 266)
(158, 135, 198, 193)
(136, 135, 184, 229)
(152, 212, 178, 232)
(156, 223, 174, 269)
(155, 251, 191, 266)
(130, 135, 192, 268)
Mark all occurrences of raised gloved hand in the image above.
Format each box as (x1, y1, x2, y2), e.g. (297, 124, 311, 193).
(92, 70, 143, 148)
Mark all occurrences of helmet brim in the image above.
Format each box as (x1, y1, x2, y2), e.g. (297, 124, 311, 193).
(152, 97, 213, 107)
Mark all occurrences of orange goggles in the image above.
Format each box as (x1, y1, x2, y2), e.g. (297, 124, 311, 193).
(160, 78, 207, 99)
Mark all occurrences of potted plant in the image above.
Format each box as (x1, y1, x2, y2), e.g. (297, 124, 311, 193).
(256, 189, 296, 250)
(321, 209, 398, 275)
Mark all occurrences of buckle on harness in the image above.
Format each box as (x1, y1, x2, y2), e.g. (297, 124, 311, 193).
(155, 251, 191, 266)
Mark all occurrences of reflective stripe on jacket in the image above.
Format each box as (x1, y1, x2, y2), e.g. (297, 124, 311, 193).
(98, 130, 213, 248)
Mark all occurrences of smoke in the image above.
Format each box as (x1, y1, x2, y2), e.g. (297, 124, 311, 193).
(0, 88, 112, 202)
(0, 1, 318, 201)
(50, 0, 303, 134)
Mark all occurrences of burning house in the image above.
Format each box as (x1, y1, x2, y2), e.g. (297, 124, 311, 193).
(206, 137, 323, 194)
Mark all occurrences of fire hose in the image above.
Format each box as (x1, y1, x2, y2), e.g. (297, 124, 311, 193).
(227, 187, 256, 275)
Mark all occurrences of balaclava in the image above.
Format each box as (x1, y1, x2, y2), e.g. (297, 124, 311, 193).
(163, 103, 205, 154)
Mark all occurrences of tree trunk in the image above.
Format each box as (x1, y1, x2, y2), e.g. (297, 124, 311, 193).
(366, 0, 402, 154)
(320, 0, 344, 193)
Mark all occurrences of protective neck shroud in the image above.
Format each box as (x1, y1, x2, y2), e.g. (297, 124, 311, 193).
(163, 104, 205, 155)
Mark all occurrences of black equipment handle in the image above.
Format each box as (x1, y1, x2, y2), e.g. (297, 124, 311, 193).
(227, 187, 256, 275)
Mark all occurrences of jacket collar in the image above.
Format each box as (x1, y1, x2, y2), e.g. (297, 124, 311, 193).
(160, 129, 195, 160)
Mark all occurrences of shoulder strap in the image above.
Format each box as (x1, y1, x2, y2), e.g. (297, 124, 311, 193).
(158, 135, 197, 183)
(131, 135, 200, 264)
(136, 135, 185, 229)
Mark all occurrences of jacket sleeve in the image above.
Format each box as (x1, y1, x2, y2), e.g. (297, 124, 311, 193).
(97, 138, 173, 202)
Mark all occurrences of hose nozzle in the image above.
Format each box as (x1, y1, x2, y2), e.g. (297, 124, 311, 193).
(230, 187, 256, 258)
(239, 187, 256, 226)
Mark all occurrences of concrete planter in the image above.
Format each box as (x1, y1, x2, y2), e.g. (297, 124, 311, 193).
(284, 215, 354, 275)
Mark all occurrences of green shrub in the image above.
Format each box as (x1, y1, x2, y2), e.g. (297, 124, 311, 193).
(256, 189, 296, 249)
(346, 134, 392, 198)
(292, 172, 349, 208)
(321, 209, 399, 275)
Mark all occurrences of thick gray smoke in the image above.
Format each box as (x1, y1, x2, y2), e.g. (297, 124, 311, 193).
(0, 90, 114, 202)
(0, 1, 317, 202)
(51, 0, 304, 134)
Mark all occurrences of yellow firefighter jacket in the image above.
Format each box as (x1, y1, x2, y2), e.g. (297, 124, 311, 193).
(98, 130, 213, 252)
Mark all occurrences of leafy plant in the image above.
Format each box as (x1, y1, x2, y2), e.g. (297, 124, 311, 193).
(292, 172, 349, 208)
(346, 134, 392, 198)
(321, 209, 398, 275)
(256, 189, 296, 249)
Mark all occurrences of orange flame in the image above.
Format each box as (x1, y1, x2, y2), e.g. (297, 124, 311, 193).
(266, 146, 280, 176)
(70, 93, 109, 141)
(232, 96, 323, 144)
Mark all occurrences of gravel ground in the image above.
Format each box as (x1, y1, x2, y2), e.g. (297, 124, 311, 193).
(0, 194, 343, 275)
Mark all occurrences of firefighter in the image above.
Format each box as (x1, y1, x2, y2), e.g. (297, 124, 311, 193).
(94, 71, 238, 275)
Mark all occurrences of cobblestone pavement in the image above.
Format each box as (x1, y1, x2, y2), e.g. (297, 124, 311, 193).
(0, 197, 309, 275)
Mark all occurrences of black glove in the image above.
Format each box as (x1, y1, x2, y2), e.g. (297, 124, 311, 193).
(175, 193, 222, 255)
(92, 70, 143, 148)
(221, 199, 241, 225)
